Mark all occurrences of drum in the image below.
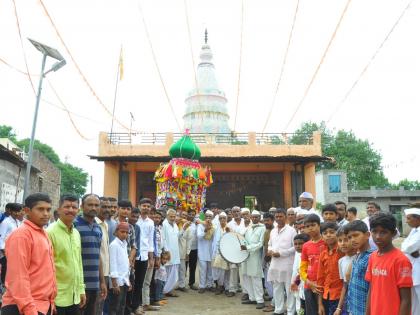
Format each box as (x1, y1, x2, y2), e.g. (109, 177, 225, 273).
(219, 232, 249, 264)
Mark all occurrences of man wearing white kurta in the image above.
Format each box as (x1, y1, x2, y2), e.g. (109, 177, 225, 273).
(197, 210, 216, 293)
(226, 206, 245, 296)
(177, 212, 192, 291)
(211, 212, 230, 294)
(241, 210, 266, 309)
(162, 209, 182, 295)
(267, 209, 297, 315)
(401, 207, 420, 315)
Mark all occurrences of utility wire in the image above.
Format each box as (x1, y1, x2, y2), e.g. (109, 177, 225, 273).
(261, 0, 301, 133)
(283, 0, 353, 131)
(136, 0, 181, 131)
(326, 0, 415, 123)
(233, 0, 244, 132)
(38, 0, 132, 131)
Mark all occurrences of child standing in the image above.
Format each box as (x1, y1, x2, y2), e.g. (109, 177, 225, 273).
(299, 214, 325, 314)
(155, 251, 171, 305)
(365, 213, 412, 315)
(316, 222, 344, 315)
(334, 227, 356, 315)
(109, 222, 131, 315)
(345, 220, 373, 315)
(291, 233, 310, 315)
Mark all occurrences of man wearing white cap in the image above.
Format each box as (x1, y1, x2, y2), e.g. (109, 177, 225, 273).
(197, 210, 216, 293)
(226, 206, 245, 297)
(241, 210, 266, 309)
(212, 212, 230, 294)
(296, 192, 323, 221)
(401, 206, 420, 314)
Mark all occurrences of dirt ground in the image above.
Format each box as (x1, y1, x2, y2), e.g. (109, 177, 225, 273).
(157, 289, 268, 315)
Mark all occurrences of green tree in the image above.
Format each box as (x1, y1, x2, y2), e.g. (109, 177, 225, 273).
(0, 125, 88, 197)
(391, 179, 420, 191)
(292, 122, 389, 189)
(59, 163, 88, 197)
(0, 125, 17, 142)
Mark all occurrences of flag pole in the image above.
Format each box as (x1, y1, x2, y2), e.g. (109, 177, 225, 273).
(110, 45, 123, 136)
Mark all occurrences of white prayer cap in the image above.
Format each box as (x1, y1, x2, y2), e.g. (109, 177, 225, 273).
(268, 207, 277, 212)
(251, 210, 260, 216)
(299, 192, 314, 199)
(205, 210, 214, 217)
(241, 207, 250, 214)
(287, 207, 296, 214)
(219, 211, 227, 218)
(404, 208, 420, 216)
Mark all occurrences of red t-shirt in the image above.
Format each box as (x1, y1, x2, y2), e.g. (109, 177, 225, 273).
(301, 238, 325, 288)
(365, 248, 413, 315)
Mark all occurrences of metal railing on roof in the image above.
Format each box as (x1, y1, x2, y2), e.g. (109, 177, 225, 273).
(107, 132, 313, 146)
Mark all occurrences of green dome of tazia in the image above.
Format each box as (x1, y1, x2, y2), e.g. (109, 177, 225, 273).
(169, 134, 201, 160)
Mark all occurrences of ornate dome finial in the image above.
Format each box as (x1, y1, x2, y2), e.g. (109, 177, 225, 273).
(205, 28, 208, 44)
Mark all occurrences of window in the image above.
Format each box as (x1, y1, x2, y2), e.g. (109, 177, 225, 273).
(329, 175, 341, 193)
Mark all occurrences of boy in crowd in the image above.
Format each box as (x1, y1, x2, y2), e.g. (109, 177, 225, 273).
(334, 227, 356, 315)
(401, 207, 420, 314)
(154, 251, 171, 306)
(316, 222, 344, 315)
(299, 214, 325, 314)
(365, 213, 412, 315)
(345, 207, 357, 223)
(322, 204, 338, 223)
(345, 220, 373, 315)
(291, 233, 310, 315)
(47, 195, 86, 315)
(109, 222, 132, 315)
(1, 193, 56, 315)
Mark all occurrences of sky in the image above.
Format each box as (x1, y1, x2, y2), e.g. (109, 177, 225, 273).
(0, 0, 419, 195)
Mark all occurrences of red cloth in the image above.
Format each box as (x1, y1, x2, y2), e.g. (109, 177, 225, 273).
(301, 239, 325, 288)
(2, 220, 57, 315)
(365, 248, 413, 315)
(317, 245, 344, 300)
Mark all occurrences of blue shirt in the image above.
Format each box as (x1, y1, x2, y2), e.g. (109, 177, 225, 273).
(74, 216, 102, 290)
(347, 249, 374, 315)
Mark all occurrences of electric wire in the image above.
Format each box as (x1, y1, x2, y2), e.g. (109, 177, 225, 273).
(233, 0, 244, 132)
(136, 0, 181, 131)
(326, 0, 415, 123)
(261, 0, 301, 133)
(283, 0, 353, 131)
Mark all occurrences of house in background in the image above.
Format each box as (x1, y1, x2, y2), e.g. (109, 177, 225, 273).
(316, 169, 420, 235)
(0, 138, 61, 210)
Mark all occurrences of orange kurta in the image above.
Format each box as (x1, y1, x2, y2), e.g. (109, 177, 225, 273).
(316, 244, 344, 300)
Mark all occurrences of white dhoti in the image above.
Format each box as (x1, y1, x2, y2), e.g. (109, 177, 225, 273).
(212, 268, 230, 287)
(273, 282, 295, 315)
(178, 259, 187, 288)
(229, 264, 239, 293)
(239, 264, 247, 294)
(413, 285, 420, 315)
(198, 260, 213, 289)
(163, 264, 179, 294)
(263, 265, 273, 298)
(243, 274, 264, 303)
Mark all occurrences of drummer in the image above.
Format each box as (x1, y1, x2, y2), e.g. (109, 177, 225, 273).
(241, 210, 266, 309)
(211, 212, 230, 295)
(226, 206, 245, 297)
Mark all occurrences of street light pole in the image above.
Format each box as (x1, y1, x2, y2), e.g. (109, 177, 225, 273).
(23, 53, 47, 201)
(23, 39, 66, 201)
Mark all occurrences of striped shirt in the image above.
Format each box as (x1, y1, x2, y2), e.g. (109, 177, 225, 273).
(74, 216, 102, 290)
(347, 249, 374, 315)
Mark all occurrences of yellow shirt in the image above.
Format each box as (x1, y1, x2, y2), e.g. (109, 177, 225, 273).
(47, 219, 84, 307)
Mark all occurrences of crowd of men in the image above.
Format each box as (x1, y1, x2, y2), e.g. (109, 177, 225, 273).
(0, 191, 419, 315)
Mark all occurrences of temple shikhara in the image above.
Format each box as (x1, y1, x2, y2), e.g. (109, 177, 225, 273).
(91, 32, 328, 210)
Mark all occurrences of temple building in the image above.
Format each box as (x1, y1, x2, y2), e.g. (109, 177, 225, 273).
(91, 32, 328, 210)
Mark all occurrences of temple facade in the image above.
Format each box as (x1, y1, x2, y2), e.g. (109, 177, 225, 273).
(92, 32, 328, 210)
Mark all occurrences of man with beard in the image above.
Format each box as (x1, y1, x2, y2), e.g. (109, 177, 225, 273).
(95, 197, 112, 315)
(74, 194, 107, 315)
(241, 210, 266, 309)
(262, 212, 275, 312)
(335, 201, 348, 227)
